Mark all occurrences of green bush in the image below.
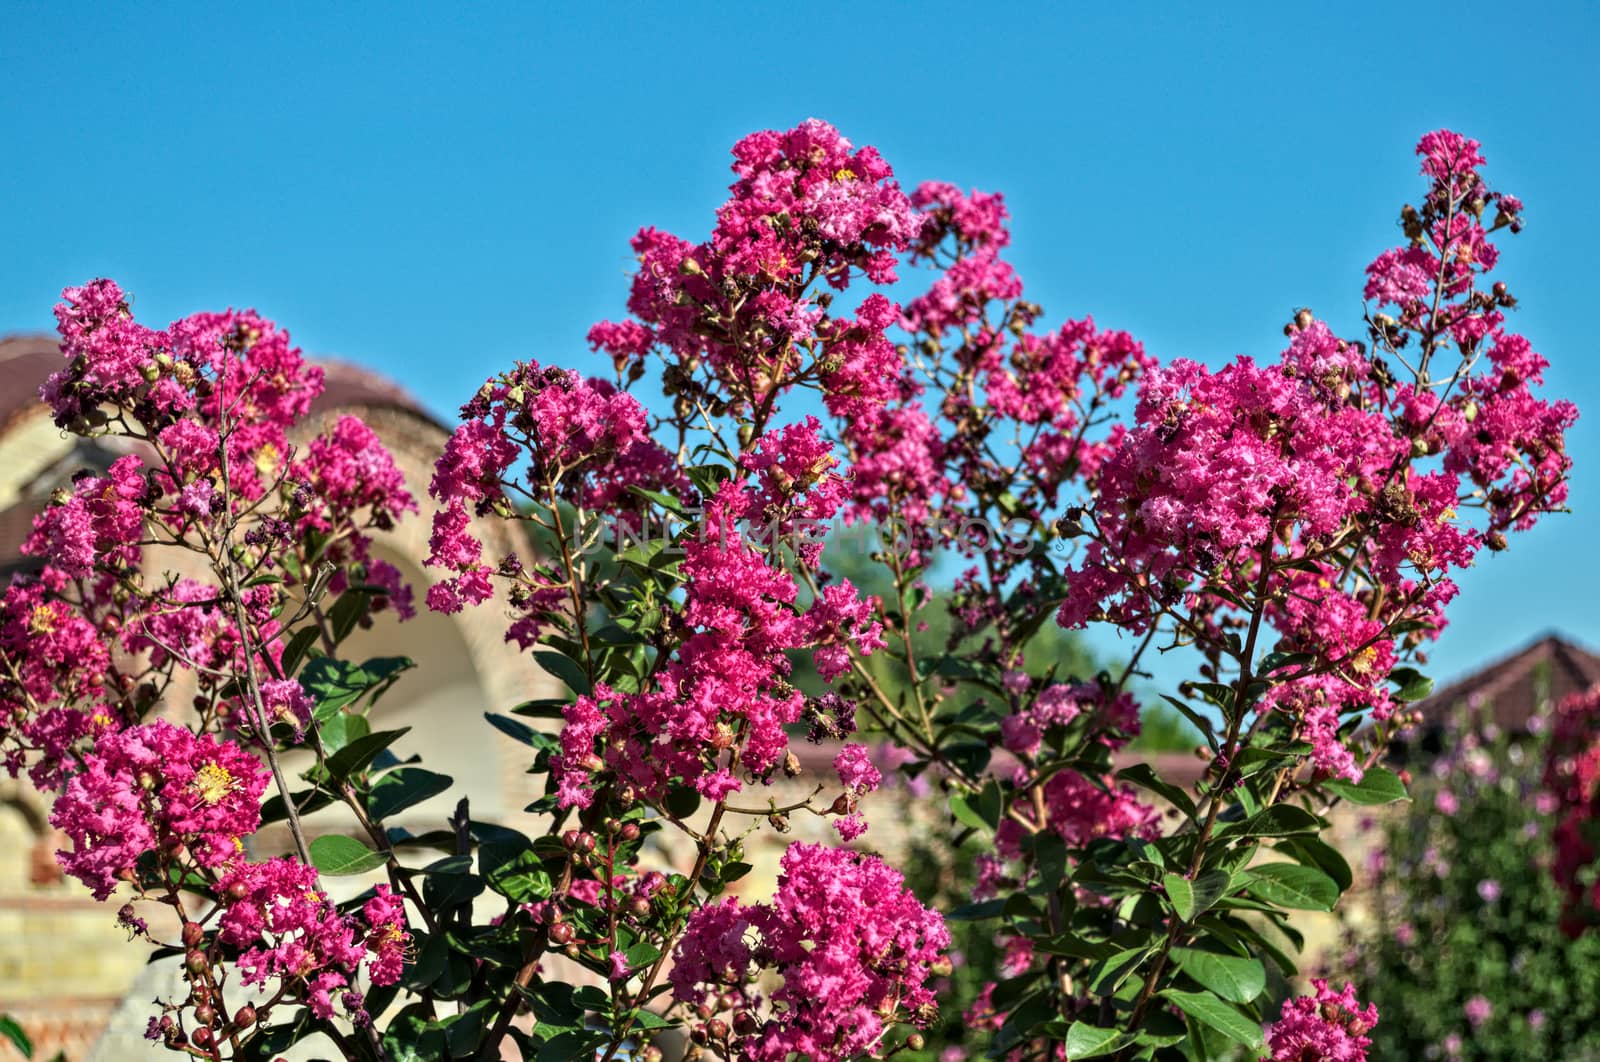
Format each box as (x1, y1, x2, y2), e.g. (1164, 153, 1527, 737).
(1348, 716, 1600, 1060)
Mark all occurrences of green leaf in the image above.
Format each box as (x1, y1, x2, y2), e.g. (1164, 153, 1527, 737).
(534, 650, 592, 696)
(1, 1016, 33, 1059)
(1159, 988, 1265, 1051)
(947, 898, 1006, 923)
(1322, 766, 1408, 806)
(1064, 1022, 1128, 1058)
(368, 768, 454, 821)
(1244, 862, 1339, 911)
(382, 1003, 448, 1062)
(484, 712, 555, 752)
(481, 842, 552, 903)
(1278, 836, 1354, 892)
(1164, 872, 1195, 922)
(302, 656, 415, 716)
(1087, 946, 1151, 996)
(1171, 947, 1266, 1004)
(510, 697, 571, 719)
(949, 793, 989, 832)
(1160, 695, 1219, 751)
(310, 834, 388, 876)
(280, 627, 322, 678)
(1389, 666, 1434, 702)
(1189, 869, 1233, 916)
(326, 727, 412, 781)
(1223, 803, 1320, 838)
(317, 710, 370, 755)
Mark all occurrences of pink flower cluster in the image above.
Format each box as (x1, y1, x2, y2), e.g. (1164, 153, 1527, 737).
(996, 683, 1155, 857)
(50, 720, 269, 900)
(1264, 979, 1378, 1061)
(0, 572, 115, 785)
(218, 858, 408, 1023)
(424, 359, 680, 619)
(831, 742, 882, 841)
(670, 843, 949, 1061)
(550, 461, 881, 812)
(588, 119, 919, 414)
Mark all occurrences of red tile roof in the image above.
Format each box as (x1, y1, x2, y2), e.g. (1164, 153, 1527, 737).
(1411, 633, 1600, 736)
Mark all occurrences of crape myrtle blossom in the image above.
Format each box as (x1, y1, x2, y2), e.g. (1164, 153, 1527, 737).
(1053, 131, 1572, 788)
(217, 858, 410, 1025)
(669, 844, 948, 1061)
(546, 470, 883, 816)
(51, 720, 269, 900)
(1263, 980, 1378, 1062)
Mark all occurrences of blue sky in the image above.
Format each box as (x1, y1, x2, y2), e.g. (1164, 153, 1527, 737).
(2, 2, 1596, 693)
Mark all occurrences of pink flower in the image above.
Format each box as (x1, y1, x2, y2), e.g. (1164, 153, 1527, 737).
(51, 721, 269, 899)
(834, 744, 882, 794)
(670, 843, 949, 1062)
(218, 857, 370, 1022)
(361, 884, 411, 986)
(1265, 979, 1378, 1061)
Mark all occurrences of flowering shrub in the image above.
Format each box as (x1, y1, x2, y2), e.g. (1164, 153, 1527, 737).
(0, 121, 1573, 1060)
(1348, 704, 1600, 1060)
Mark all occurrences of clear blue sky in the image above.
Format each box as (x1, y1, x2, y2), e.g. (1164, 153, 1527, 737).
(2, 2, 1596, 692)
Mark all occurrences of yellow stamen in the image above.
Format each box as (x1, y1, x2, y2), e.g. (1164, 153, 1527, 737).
(254, 442, 281, 477)
(28, 603, 60, 635)
(191, 762, 239, 806)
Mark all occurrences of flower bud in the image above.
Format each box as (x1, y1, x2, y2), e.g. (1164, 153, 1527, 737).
(181, 922, 204, 947)
(232, 1005, 256, 1029)
(184, 949, 208, 975)
(548, 922, 575, 945)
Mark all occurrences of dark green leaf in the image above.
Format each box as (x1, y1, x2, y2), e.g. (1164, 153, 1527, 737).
(1171, 947, 1266, 1004)
(1159, 988, 1264, 1051)
(534, 650, 592, 696)
(484, 712, 556, 752)
(1087, 946, 1151, 996)
(1223, 803, 1320, 838)
(326, 727, 412, 780)
(1390, 666, 1434, 702)
(1278, 837, 1354, 892)
(368, 768, 454, 822)
(1119, 763, 1198, 820)
(302, 656, 415, 717)
(1244, 862, 1339, 910)
(1, 1016, 32, 1059)
(481, 842, 552, 903)
(1064, 1022, 1128, 1058)
(280, 627, 322, 678)
(1164, 872, 1195, 921)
